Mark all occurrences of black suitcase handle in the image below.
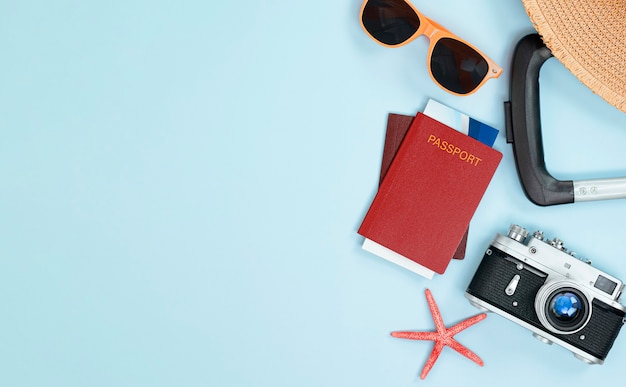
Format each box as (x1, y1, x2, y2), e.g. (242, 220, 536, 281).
(505, 34, 626, 206)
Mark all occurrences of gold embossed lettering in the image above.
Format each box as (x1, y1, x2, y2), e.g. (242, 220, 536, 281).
(427, 134, 483, 166)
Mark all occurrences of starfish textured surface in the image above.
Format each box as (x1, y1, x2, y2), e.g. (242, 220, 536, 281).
(391, 288, 487, 379)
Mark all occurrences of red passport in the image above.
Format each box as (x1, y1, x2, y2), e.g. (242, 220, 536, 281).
(380, 113, 467, 260)
(358, 113, 502, 276)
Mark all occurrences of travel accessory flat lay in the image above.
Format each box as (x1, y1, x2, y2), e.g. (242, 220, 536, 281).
(355, 0, 626, 376)
(359, 0, 502, 95)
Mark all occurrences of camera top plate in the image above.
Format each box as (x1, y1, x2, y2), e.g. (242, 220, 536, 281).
(491, 227, 625, 311)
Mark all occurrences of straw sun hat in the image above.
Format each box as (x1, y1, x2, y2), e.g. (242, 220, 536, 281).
(521, 0, 626, 113)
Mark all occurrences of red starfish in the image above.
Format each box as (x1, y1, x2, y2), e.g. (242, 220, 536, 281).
(391, 289, 487, 379)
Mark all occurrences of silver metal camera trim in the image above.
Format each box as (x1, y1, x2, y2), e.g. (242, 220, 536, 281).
(534, 280, 592, 335)
(491, 232, 626, 312)
(465, 293, 604, 365)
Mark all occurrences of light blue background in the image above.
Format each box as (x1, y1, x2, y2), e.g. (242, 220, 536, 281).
(2, 1, 626, 386)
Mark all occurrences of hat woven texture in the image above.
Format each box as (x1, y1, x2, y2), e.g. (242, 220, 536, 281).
(522, 0, 626, 113)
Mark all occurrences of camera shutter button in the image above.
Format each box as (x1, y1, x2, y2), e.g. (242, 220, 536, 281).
(505, 274, 521, 296)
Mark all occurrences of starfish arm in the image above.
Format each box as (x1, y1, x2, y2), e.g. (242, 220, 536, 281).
(420, 341, 445, 380)
(448, 313, 487, 335)
(448, 338, 484, 366)
(424, 289, 447, 334)
(391, 331, 438, 341)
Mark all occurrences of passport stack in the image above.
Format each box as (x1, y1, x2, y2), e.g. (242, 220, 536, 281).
(358, 106, 502, 279)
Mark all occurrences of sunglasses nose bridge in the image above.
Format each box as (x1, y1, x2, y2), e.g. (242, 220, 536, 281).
(421, 22, 441, 44)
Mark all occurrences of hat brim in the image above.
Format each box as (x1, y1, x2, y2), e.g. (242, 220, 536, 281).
(522, 0, 626, 113)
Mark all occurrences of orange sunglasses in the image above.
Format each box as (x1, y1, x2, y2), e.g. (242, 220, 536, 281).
(360, 0, 502, 96)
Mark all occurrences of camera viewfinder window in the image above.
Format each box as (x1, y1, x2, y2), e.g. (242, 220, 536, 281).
(594, 275, 617, 295)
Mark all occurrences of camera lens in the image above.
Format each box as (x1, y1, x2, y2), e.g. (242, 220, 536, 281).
(535, 283, 591, 335)
(550, 291, 582, 321)
(545, 288, 589, 333)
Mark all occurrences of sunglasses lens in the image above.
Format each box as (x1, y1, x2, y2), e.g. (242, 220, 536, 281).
(430, 38, 489, 94)
(361, 0, 420, 46)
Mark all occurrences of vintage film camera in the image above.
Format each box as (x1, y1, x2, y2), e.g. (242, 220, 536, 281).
(465, 224, 626, 364)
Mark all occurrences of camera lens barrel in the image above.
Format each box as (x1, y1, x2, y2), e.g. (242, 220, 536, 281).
(535, 283, 591, 334)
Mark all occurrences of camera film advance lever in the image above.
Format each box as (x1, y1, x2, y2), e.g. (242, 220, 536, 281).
(504, 34, 626, 206)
